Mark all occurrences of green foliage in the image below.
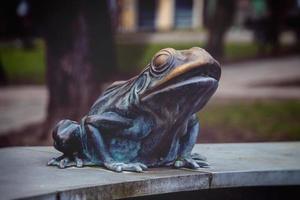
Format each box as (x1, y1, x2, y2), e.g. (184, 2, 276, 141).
(116, 42, 260, 72)
(198, 100, 300, 140)
(116, 43, 199, 72)
(1, 40, 259, 84)
(225, 42, 259, 60)
(0, 39, 46, 84)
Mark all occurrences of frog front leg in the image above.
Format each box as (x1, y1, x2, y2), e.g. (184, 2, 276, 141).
(85, 114, 148, 173)
(174, 115, 209, 169)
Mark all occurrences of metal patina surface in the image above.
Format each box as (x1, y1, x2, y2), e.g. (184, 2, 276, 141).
(48, 47, 221, 172)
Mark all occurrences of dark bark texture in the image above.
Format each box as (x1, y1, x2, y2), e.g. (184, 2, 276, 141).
(0, 0, 117, 145)
(41, 1, 117, 132)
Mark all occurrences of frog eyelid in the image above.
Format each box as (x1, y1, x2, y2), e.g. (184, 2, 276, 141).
(150, 49, 174, 75)
(151, 52, 170, 71)
(153, 53, 169, 67)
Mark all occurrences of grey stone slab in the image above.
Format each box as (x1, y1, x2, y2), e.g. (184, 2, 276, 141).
(0, 143, 300, 200)
(193, 142, 300, 188)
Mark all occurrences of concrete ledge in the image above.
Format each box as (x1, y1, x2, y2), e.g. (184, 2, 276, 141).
(0, 142, 299, 200)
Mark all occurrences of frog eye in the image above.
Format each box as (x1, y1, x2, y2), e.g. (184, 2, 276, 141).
(150, 49, 174, 75)
(153, 54, 169, 69)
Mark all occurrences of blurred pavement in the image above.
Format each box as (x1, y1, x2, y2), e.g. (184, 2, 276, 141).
(216, 56, 300, 100)
(0, 86, 47, 134)
(0, 56, 299, 134)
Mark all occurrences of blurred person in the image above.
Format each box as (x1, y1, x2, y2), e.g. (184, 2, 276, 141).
(245, 0, 296, 55)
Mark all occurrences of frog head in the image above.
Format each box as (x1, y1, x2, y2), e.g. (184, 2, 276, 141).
(132, 47, 221, 120)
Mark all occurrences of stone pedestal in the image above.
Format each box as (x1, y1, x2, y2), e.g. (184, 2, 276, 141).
(0, 142, 300, 200)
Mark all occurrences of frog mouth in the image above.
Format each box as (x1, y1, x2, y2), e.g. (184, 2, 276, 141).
(141, 59, 221, 101)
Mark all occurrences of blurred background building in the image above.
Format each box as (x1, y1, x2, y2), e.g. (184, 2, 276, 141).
(114, 0, 300, 34)
(116, 0, 204, 32)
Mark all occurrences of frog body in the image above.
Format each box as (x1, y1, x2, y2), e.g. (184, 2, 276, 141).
(48, 47, 221, 172)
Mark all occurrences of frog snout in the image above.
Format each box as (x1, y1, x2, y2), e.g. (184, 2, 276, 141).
(205, 60, 221, 81)
(178, 47, 221, 81)
(180, 47, 211, 59)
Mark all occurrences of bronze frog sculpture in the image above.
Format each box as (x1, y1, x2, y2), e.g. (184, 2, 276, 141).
(48, 47, 221, 172)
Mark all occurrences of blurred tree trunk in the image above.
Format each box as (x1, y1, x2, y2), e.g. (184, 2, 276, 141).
(0, 60, 7, 86)
(36, 0, 117, 138)
(0, 1, 117, 146)
(204, 0, 236, 60)
(266, 0, 291, 55)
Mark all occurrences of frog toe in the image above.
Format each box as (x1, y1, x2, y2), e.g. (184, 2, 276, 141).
(122, 163, 147, 172)
(182, 158, 200, 169)
(195, 160, 209, 168)
(191, 153, 207, 161)
(47, 157, 59, 166)
(75, 157, 83, 168)
(123, 164, 143, 172)
(104, 162, 147, 173)
(104, 162, 123, 172)
(59, 157, 71, 168)
(47, 155, 83, 168)
(174, 157, 209, 169)
(174, 160, 185, 168)
(47, 155, 64, 166)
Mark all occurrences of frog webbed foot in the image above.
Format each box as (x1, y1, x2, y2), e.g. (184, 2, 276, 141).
(47, 154, 83, 168)
(104, 162, 148, 173)
(174, 154, 209, 169)
(191, 153, 207, 161)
